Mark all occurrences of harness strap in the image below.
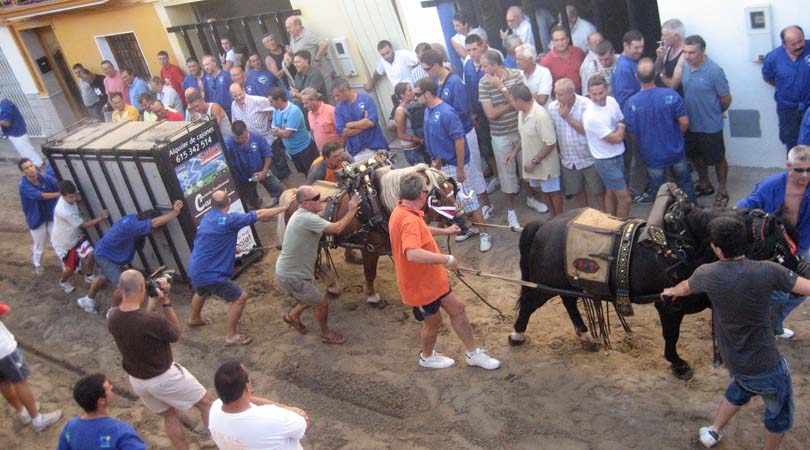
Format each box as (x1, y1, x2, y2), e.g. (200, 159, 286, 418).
(615, 219, 645, 316)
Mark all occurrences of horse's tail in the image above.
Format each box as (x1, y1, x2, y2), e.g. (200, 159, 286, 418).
(276, 188, 297, 246)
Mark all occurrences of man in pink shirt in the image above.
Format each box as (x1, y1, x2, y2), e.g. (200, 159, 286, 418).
(301, 87, 341, 151)
(540, 26, 586, 93)
(101, 60, 128, 105)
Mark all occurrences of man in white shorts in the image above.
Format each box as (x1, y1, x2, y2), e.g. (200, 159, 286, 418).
(107, 270, 212, 450)
(51, 180, 108, 293)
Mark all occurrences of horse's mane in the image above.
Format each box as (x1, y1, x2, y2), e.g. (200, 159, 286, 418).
(379, 163, 447, 213)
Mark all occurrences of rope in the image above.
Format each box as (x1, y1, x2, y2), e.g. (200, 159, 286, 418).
(470, 222, 523, 232)
(445, 235, 506, 319)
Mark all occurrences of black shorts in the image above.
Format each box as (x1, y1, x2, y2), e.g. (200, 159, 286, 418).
(290, 140, 320, 175)
(685, 130, 725, 165)
(412, 290, 451, 321)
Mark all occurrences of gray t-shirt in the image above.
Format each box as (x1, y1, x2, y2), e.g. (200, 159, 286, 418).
(688, 259, 796, 374)
(275, 208, 330, 279)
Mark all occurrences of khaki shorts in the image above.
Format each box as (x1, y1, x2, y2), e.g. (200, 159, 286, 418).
(490, 133, 521, 194)
(561, 164, 605, 196)
(129, 363, 207, 414)
(276, 274, 323, 306)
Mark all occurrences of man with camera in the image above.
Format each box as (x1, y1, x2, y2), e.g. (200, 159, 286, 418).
(107, 269, 212, 450)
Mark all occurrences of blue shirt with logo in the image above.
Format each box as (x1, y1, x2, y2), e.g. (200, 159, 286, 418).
(245, 69, 279, 98)
(0, 99, 26, 136)
(624, 87, 687, 169)
(438, 74, 474, 133)
(424, 101, 469, 166)
(182, 74, 199, 94)
(224, 131, 272, 182)
(204, 70, 233, 116)
(18, 173, 58, 230)
(682, 58, 730, 133)
(128, 77, 150, 112)
(463, 59, 485, 115)
(94, 215, 153, 265)
(271, 103, 312, 155)
(335, 92, 389, 156)
(611, 55, 640, 109)
(57, 416, 146, 450)
(188, 208, 257, 287)
(762, 40, 810, 110)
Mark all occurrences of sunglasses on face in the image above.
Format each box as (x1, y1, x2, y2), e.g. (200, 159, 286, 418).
(413, 91, 424, 97)
(792, 168, 810, 174)
(305, 194, 321, 202)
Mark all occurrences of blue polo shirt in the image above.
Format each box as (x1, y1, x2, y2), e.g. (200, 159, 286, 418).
(245, 69, 278, 98)
(224, 131, 272, 182)
(94, 215, 153, 265)
(271, 103, 312, 155)
(682, 58, 730, 133)
(204, 70, 233, 116)
(463, 59, 485, 115)
(335, 92, 389, 156)
(424, 101, 469, 166)
(738, 171, 810, 249)
(1, 99, 26, 136)
(762, 40, 810, 110)
(57, 416, 146, 450)
(624, 87, 687, 169)
(438, 74, 474, 133)
(800, 108, 810, 145)
(182, 74, 199, 93)
(18, 173, 58, 230)
(188, 208, 257, 287)
(611, 55, 640, 109)
(128, 78, 150, 112)
(504, 55, 517, 69)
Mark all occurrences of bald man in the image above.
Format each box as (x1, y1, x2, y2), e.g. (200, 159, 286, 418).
(229, 82, 275, 142)
(763, 25, 810, 151)
(623, 58, 693, 200)
(187, 190, 289, 345)
(275, 186, 360, 344)
(284, 15, 335, 92)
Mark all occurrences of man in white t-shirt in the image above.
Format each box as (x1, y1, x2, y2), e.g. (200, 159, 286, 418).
(209, 361, 308, 450)
(515, 43, 552, 106)
(364, 40, 419, 91)
(582, 75, 631, 219)
(51, 180, 108, 294)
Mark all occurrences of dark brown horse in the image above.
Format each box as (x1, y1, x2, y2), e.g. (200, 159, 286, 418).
(277, 162, 461, 305)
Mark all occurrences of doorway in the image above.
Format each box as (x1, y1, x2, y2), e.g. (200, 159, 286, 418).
(35, 26, 85, 120)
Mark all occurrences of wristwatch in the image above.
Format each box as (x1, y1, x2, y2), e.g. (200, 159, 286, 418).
(162, 303, 172, 308)
(531, 158, 539, 165)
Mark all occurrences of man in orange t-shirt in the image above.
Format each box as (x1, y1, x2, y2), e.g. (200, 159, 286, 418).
(389, 172, 500, 370)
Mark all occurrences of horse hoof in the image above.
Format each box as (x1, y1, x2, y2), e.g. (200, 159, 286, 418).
(508, 334, 525, 346)
(671, 363, 694, 380)
(582, 341, 599, 352)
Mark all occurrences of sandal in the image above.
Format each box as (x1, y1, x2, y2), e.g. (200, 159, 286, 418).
(225, 334, 253, 346)
(695, 185, 715, 197)
(714, 193, 730, 208)
(187, 317, 213, 328)
(283, 314, 307, 334)
(320, 331, 346, 345)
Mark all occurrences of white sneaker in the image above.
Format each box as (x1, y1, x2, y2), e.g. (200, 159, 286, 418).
(84, 274, 97, 284)
(777, 328, 795, 340)
(527, 197, 549, 213)
(32, 410, 62, 432)
(18, 402, 39, 425)
(34, 265, 44, 275)
(479, 233, 492, 252)
(699, 426, 723, 448)
(507, 210, 521, 229)
(77, 296, 98, 314)
(455, 227, 480, 242)
(59, 281, 75, 293)
(481, 205, 494, 221)
(466, 348, 500, 369)
(419, 351, 455, 369)
(486, 177, 500, 194)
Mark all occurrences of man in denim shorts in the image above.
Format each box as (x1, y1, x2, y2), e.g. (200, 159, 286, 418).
(662, 216, 810, 449)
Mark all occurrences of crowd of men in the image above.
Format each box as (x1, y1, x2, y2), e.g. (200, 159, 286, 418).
(3, 5, 810, 450)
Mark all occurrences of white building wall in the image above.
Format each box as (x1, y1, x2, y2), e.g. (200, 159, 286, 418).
(658, 0, 810, 168)
(0, 25, 38, 94)
(395, 0, 445, 50)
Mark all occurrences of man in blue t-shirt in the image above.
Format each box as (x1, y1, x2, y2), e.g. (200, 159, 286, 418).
(415, 77, 492, 253)
(202, 55, 233, 118)
(270, 87, 319, 174)
(187, 189, 288, 345)
(331, 78, 389, 161)
(18, 158, 60, 273)
(120, 68, 149, 113)
(762, 25, 810, 151)
(224, 120, 285, 210)
(624, 58, 694, 201)
(245, 53, 281, 98)
(57, 373, 146, 450)
(2, 99, 46, 167)
(182, 57, 204, 96)
(77, 201, 183, 314)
